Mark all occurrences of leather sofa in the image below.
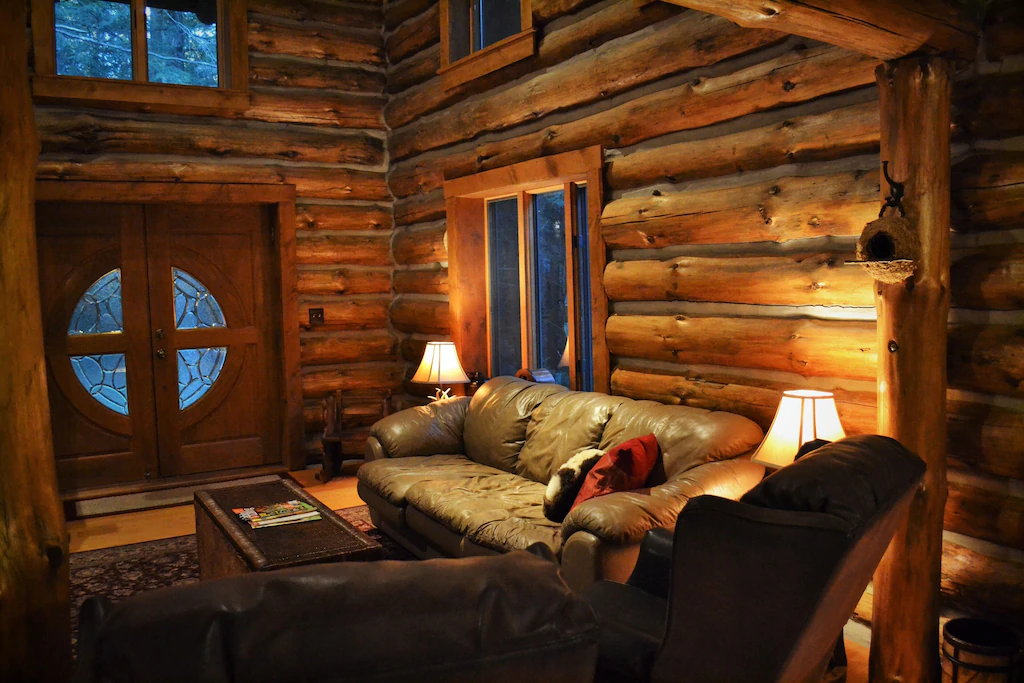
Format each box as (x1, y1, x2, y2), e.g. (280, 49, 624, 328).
(357, 376, 765, 591)
(72, 549, 599, 683)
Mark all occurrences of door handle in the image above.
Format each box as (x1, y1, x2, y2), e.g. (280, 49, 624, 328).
(156, 349, 167, 359)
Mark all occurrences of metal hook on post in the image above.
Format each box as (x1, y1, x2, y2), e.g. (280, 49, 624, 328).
(879, 160, 906, 218)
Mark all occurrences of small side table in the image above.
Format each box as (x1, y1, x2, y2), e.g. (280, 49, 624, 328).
(318, 390, 392, 483)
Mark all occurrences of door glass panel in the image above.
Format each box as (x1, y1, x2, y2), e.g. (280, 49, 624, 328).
(71, 353, 128, 415)
(146, 0, 219, 87)
(531, 190, 569, 388)
(69, 268, 123, 335)
(487, 197, 521, 377)
(54, 0, 133, 80)
(177, 346, 227, 409)
(173, 268, 226, 329)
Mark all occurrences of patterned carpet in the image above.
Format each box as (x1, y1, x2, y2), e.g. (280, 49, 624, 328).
(68, 505, 413, 654)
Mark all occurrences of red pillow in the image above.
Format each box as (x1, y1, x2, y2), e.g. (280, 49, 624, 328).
(571, 434, 660, 510)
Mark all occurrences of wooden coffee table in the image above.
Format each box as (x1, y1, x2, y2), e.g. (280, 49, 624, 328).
(194, 477, 382, 580)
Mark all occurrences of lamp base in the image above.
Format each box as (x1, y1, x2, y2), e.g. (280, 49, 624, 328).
(430, 387, 454, 401)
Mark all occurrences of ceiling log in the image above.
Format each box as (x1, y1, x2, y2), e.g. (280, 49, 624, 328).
(658, 0, 978, 60)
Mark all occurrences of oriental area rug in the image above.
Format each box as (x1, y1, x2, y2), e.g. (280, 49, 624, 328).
(68, 505, 413, 654)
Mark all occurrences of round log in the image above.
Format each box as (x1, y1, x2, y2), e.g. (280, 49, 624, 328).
(394, 190, 445, 227)
(299, 333, 396, 365)
(295, 204, 391, 232)
(297, 299, 390, 331)
(296, 268, 392, 296)
(385, 3, 439, 64)
(0, 0, 70, 676)
(249, 54, 386, 92)
(295, 233, 392, 266)
(301, 363, 405, 399)
(393, 225, 447, 266)
(394, 267, 449, 295)
(870, 56, 952, 683)
(245, 89, 386, 130)
(605, 314, 877, 380)
(248, 16, 383, 65)
(390, 297, 450, 334)
(604, 252, 874, 306)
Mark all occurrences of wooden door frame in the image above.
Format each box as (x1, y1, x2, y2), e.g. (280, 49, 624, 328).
(35, 180, 304, 472)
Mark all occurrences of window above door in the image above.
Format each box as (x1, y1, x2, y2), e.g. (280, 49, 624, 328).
(439, 0, 536, 91)
(30, 0, 249, 115)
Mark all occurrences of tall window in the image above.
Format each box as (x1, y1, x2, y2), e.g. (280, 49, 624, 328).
(487, 186, 592, 389)
(31, 0, 248, 113)
(444, 147, 608, 393)
(439, 0, 535, 90)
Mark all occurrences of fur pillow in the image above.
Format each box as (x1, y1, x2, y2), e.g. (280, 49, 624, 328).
(543, 448, 605, 522)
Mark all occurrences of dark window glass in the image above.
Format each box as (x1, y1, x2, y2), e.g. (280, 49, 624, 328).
(474, 0, 520, 52)
(146, 0, 218, 86)
(54, 0, 132, 80)
(488, 197, 522, 377)
(573, 185, 593, 391)
(531, 190, 569, 388)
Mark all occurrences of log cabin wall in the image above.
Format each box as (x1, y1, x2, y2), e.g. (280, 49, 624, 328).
(29, 0, 401, 463)
(383, 0, 1024, 630)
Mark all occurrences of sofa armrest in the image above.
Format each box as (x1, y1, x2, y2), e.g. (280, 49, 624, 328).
(561, 456, 764, 544)
(367, 396, 470, 459)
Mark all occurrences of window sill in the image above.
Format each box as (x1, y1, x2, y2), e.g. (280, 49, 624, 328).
(438, 28, 536, 92)
(31, 75, 250, 117)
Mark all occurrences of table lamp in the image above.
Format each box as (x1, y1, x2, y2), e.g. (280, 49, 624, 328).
(412, 341, 470, 400)
(751, 389, 846, 469)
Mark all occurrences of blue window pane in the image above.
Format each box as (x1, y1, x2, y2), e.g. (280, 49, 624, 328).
(177, 346, 227, 409)
(69, 269, 123, 335)
(55, 0, 133, 80)
(146, 0, 219, 87)
(487, 197, 522, 377)
(173, 268, 225, 329)
(71, 353, 129, 415)
(475, 0, 520, 52)
(531, 190, 569, 388)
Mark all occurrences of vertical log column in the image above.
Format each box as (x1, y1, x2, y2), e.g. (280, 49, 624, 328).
(869, 57, 952, 683)
(0, 1, 70, 680)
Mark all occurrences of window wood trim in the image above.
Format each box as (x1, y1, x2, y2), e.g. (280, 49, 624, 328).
(438, 0, 535, 92)
(30, 0, 249, 116)
(445, 146, 609, 393)
(35, 180, 303, 471)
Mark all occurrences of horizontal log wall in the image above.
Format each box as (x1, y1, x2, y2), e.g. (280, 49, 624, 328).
(383, 0, 1024, 628)
(35, 0, 399, 465)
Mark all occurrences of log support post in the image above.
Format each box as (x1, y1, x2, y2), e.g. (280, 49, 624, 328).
(869, 56, 952, 683)
(0, 1, 71, 679)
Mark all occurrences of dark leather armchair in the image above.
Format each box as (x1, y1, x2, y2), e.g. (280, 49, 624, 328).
(73, 550, 599, 683)
(583, 435, 926, 683)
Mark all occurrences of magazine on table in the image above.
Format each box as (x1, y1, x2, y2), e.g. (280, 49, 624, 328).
(233, 500, 322, 529)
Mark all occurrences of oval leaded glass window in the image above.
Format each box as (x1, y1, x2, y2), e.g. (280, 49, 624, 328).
(173, 269, 227, 409)
(67, 269, 128, 415)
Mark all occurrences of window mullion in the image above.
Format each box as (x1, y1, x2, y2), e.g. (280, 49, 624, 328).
(131, 0, 149, 82)
(517, 190, 531, 371)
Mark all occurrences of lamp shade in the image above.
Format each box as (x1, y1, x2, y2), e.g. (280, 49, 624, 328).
(411, 341, 470, 385)
(751, 390, 846, 469)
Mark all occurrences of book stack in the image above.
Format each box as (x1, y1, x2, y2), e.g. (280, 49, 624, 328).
(233, 500, 322, 529)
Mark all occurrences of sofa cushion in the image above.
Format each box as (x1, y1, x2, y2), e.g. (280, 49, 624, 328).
(599, 401, 763, 481)
(516, 391, 627, 484)
(464, 377, 568, 473)
(741, 435, 926, 533)
(357, 455, 506, 507)
(369, 396, 470, 459)
(404, 474, 563, 553)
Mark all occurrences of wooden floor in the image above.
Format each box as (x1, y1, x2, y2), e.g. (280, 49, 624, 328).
(68, 468, 361, 553)
(66, 467, 871, 682)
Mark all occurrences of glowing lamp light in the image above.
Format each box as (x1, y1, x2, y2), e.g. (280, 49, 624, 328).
(751, 389, 846, 469)
(412, 341, 470, 401)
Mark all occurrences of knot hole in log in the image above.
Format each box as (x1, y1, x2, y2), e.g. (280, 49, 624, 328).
(46, 544, 64, 570)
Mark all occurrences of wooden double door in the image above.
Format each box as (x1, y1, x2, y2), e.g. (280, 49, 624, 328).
(37, 202, 282, 494)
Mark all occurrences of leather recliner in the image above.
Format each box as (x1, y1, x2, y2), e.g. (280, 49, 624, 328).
(357, 376, 766, 592)
(582, 435, 927, 683)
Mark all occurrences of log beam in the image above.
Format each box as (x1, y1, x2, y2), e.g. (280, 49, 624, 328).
(869, 56, 952, 683)
(0, 0, 70, 678)
(662, 0, 977, 61)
